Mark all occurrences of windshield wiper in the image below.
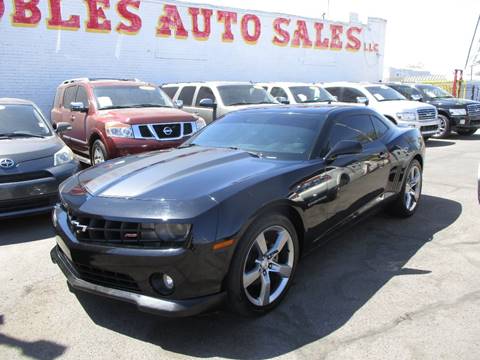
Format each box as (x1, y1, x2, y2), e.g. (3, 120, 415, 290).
(130, 104, 172, 108)
(178, 143, 198, 149)
(99, 105, 134, 110)
(225, 146, 262, 158)
(0, 132, 45, 139)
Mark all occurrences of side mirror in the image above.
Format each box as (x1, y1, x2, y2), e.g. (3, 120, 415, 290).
(411, 94, 423, 102)
(54, 122, 72, 133)
(70, 102, 88, 113)
(324, 140, 363, 162)
(276, 96, 290, 104)
(174, 99, 184, 109)
(199, 98, 216, 108)
(356, 97, 369, 106)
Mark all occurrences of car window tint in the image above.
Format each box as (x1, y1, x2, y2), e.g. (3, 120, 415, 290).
(327, 115, 376, 149)
(62, 86, 77, 108)
(196, 87, 216, 105)
(371, 115, 389, 138)
(162, 86, 178, 99)
(178, 86, 196, 106)
(341, 88, 366, 103)
(75, 86, 88, 106)
(326, 87, 342, 99)
(270, 87, 288, 99)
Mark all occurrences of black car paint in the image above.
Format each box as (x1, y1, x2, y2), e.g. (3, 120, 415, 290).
(52, 106, 424, 316)
(387, 84, 480, 130)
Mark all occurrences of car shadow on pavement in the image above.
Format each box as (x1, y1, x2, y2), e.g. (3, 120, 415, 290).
(75, 194, 462, 360)
(425, 139, 456, 148)
(0, 214, 54, 246)
(447, 133, 480, 141)
(0, 315, 66, 360)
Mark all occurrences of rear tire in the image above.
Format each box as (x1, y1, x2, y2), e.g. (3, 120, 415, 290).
(387, 159, 423, 218)
(226, 214, 299, 316)
(90, 140, 108, 165)
(433, 114, 451, 139)
(456, 129, 477, 136)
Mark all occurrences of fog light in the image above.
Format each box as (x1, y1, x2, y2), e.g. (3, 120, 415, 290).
(459, 119, 466, 125)
(150, 273, 175, 296)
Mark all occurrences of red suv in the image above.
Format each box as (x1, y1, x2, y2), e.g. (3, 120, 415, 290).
(51, 78, 206, 165)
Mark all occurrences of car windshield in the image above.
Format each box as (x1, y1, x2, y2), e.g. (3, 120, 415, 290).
(218, 85, 277, 106)
(365, 85, 406, 102)
(416, 85, 453, 99)
(390, 85, 423, 100)
(290, 86, 335, 103)
(93, 85, 174, 110)
(185, 111, 326, 160)
(0, 104, 51, 138)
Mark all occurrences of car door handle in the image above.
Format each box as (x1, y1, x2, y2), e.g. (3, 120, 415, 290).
(71, 115, 76, 121)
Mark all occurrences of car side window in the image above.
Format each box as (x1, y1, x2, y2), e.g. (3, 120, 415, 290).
(325, 87, 342, 100)
(178, 86, 196, 106)
(270, 87, 288, 99)
(162, 86, 178, 99)
(341, 88, 366, 103)
(75, 86, 89, 107)
(371, 115, 389, 138)
(62, 86, 77, 109)
(196, 87, 216, 105)
(327, 115, 376, 150)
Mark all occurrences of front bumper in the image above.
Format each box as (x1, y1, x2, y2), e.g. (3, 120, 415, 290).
(0, 161, 79, 218)
(450, 114, 480, 129)
(107, 137, 189, 158)
(397, 119, 439, 136)
(50, 245, 226, 317)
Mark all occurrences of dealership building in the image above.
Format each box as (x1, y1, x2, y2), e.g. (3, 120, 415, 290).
(0, 0, 386, 115)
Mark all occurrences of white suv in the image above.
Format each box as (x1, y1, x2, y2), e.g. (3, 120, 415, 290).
(258, 82, 338, 105)
(162, 82, 278, 124)
(324, 82, 440, 138)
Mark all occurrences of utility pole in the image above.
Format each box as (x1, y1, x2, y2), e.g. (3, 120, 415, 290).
(465, 15, 480, 79)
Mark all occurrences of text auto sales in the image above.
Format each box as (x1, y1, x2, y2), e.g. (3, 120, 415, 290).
(1, 0, 380, 52)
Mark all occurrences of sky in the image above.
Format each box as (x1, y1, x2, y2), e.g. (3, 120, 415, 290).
(187, 0, 480, 78)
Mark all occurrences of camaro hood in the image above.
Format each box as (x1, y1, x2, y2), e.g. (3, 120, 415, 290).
(427, 98, 480, 107)
(374, 100, 436, 114)
(98, 107, 196, 125)
(78, 147, 295, 202)
(0, 136, 63, 164)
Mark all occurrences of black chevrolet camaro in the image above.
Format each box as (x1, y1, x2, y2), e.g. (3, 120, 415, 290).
(51, 105, 425, 317)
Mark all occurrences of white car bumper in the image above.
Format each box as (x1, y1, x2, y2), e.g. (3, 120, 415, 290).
(397, 118, 439, 136)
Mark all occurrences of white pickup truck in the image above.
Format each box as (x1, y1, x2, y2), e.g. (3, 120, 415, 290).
(324, 82, 440, 138)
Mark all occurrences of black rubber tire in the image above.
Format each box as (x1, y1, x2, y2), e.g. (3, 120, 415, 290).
(226, 214, 299, 317)
(423, 136, 431, 142)
(433, 114, 451, 139)
(456, 129, 477, 136)
(387, 159, 423, 218)
(90, 139, 108, 165)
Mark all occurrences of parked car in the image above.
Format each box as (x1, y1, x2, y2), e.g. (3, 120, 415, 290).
(162, 81, 278, 123)
(385, 83, 480, 138)
(324, 82, 440, 139)
(51, 105, 425, 317)
(51, 78, 206, 165)
(257, 82, 338, 105)
(0, 98, 78, 218)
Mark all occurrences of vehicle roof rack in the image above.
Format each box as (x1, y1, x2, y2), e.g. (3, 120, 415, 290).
(61, 78, 141, 85)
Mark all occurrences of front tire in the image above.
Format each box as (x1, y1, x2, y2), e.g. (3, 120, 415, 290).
(456, 129, 477, 136)
(388, 159, 423, 218)
(226, 214, 299, 316)
(90, 140, 108, 165)
(433, 114, 451, 139)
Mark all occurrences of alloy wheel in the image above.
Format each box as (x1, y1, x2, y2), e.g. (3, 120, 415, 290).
(93, 146, 105, 165)
(242, 225, 294, 307)
(404, 165, 422, 212)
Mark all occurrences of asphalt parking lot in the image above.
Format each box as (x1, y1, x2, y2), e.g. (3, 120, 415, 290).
(1, 133, 480, 360)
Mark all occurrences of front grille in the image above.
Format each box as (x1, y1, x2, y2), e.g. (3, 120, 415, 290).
(417, 107, 437, 121)
(67, 211, 186, 249)
(421, 125, 438, 132)
(467, 103, 480, 116)
(132, 122, 197, 141)
(74, 261, 140, 292)
(0, 195, 55, 213)
(0, 171, 51, 184)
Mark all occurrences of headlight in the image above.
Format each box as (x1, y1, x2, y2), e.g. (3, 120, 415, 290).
(195, 117, 207, 130)
(105, 122, 134, 138)
(141, 223, 192, 243)
(54, 145, 74, 166)
(396, 112, 417, 121)
(449, 108, 467, 116)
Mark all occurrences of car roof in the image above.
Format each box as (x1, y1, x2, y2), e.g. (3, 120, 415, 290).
(59, 78, 151, 88)
(0, 98, 35, 106)
(163, 81, 256, 87)
(323, 82, 379, 88)
(257, 82, 322, 87)
(230, 104, 374, 116)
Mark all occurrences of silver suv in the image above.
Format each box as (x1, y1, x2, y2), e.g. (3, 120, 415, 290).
(162, 82, 278, 123)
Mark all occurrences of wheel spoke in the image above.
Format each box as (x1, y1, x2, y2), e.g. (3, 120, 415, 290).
(259, 271, 271, 306)
(255, 232, 268, 255)
(405, 193, 412, 210)
(243, 266, 261, 288)
(270, 262, 292, 278)
(267, 230, 289, 257)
